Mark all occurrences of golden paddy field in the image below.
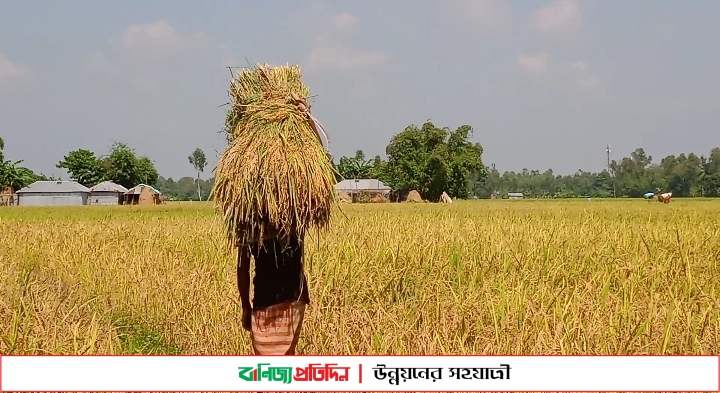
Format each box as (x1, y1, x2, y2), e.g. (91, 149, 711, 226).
(1, 199, 718, 357)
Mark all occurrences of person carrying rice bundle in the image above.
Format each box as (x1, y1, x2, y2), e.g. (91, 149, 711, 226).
(213, 64, 338, 355)
(236, 230, 309, 355)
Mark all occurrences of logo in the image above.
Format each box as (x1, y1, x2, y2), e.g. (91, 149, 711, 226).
(238, 363, 353, 385)
(238, 363, 293, 384)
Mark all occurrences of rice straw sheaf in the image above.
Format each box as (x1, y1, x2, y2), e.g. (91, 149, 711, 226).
(213, 64, 339, 248)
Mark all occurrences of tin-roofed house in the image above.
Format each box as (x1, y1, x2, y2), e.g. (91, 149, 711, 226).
(335, 179, 392, 203)
(89, 180, 128, 205)
(123, 184, 162, 205)
(16, 180, 90, 206)
(507, 192, 524, 200)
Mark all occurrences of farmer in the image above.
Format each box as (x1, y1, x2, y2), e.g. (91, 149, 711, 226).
(658, 191, 673, 204)
(235, 98, 325, 356)
(237, 231, 310, 355)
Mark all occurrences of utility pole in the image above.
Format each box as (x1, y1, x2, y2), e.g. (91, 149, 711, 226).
(606, 144, 611, 173)
(606, 144, 616, 198)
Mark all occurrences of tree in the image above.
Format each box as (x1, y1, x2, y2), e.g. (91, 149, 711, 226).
(56, 149, 106, 187)
(155, 176, 215, 201)
(0, 137, 43, 191)
(104, 143, 137, 189)
(103, 142, 158, 189)
(384, 121, 485, 200)
(137, 156, 159, 186)
(385, 122, 445, 195)
(367, 155, 388, 181)
(445, 125, 486, 198)
(337, 150, 374, 180)
(0, 161, 40, 191)
(701, 148, 720, 196)
(55, 143, 157, 190)
(188, 148, 207, 201)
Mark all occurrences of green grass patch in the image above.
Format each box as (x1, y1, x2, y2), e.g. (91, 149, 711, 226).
(113, 316, 182, 355)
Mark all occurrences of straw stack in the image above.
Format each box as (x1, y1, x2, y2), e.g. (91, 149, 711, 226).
(213, 64, 338, 247)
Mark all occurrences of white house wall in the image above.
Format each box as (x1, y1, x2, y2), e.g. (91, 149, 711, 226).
(89, 193, 122, 205)
(18, 193, 88, 206)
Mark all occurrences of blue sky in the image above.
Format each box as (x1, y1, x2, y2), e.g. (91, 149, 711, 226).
(1, 0, 718, 179)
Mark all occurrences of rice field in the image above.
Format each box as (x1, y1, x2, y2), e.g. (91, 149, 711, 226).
(1, 199, 719, 358)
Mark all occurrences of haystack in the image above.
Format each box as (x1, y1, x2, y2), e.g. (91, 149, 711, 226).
(337, 190, 352, 203)
(440, 191, 452, 204)
(138, 186, 156, 205)
(370, 193, 388, 203)
(406, 190, 423, 202)
(213, 64, 339, 247)
(124, 184, 161, 205)
(0, 186, 15, 206)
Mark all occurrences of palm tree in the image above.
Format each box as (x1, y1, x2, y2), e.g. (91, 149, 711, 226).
(188, 148, 207, 201)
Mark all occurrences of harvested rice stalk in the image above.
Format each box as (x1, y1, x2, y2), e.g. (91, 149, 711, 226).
(213, 64, 339, 248)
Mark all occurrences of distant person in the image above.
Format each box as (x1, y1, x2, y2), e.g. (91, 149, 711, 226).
(236, 230, 310, 355)
(643, 192, 655, 201)
(658, 191, 673, 204)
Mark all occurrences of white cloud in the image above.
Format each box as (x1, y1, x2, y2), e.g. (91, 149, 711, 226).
(306, 13, 386, 73)
(518, 54, 609, 95)
(307, 41, 385, 73)
(517, 54, 550, 75)
(566, 62, 607, 95)
(448, 0, 513, 35)
(119, 20, 211, 60)
(0, 55, 26, 81)
(529, 0, 581, 36)
(84, 20, 225, 81)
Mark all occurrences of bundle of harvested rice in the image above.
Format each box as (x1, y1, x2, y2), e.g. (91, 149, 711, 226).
(213, 64, 339, 247)
(406, 190, 423, 202)
(370, 193, 389, 203)
(337, 190, 352, 203)
(440, 191, 452, 204)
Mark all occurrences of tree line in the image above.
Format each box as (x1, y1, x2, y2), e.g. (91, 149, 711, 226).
(473, 147, 720, 199)
(2, 121, 720, 201)
(334, 121, 720, 200)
